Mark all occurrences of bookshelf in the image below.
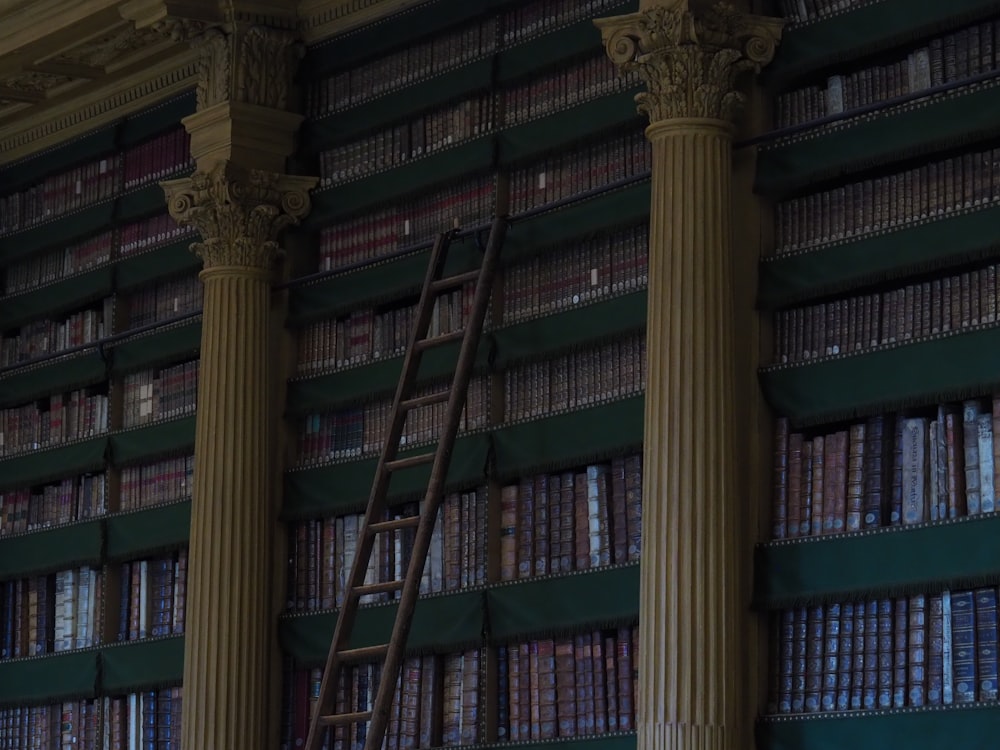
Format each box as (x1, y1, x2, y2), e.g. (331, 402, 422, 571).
(755, 2, 1000, 748)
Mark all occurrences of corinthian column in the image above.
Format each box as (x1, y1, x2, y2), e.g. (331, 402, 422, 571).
(595, 4, 782, 750)
(162, 163, 315, 750)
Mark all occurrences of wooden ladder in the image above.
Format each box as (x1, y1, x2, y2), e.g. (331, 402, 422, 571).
(304, 213, 507, 750)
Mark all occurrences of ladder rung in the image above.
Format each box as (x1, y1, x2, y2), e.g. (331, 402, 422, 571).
(320, 711, 372, 727)
(414, 330, 464, 351)
(338, 644, 389, 663)
(429, 270, 480, 294)
(400, 390, 451, 411)
(384, 452, 436, 471)
(368, 516, 421, 534)
(352, 579, 406, 596)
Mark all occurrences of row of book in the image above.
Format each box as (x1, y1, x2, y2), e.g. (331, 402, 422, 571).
(120, 454, 193, 512)
(771, 262, 1000, 365)
(509, 128, 650, 215)
(117, 551, 188, 642)
(770, 401, 1000, 541)
(0, 389, 109, 457)
(0, 129, 192, 236)
(767, 588, 999, 714)
(105, 689, 183, 750)
(0, 212, 192, 299)
(498, 627, 639, 741)
(319, 95, 496, 186)
(778, 0, 869, 25)
(0, 298, 113, 366)
(122, 359, 200, 428)
(122, 128, 192, 191)
(124, 273, 202, 330)
(775, 20, 1000, 127)
(307, 0, 636, 117)
(0, 699, 102, 750)
(295, 377, 490, 466)
(504, 53, 638, 128)
(296, 282, 475, 375)
(773, 144, 1000, 255)
(286, 488, 487, 612)
(503, 223, 648, 323)
(0, 567, 102, 658)
(284, 650, 481, 750)
(317, 175, 495, 272)
(1, 230, 112, 296)
(500, 455, 643, 581)
(0, 473, 106, 536)
(503, 334, 647, 423)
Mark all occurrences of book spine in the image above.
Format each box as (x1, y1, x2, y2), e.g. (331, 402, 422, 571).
(952, 590, 977, 703)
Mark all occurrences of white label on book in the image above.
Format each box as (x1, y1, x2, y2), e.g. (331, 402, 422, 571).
(75, 179, 82, 195)
(538, 171, 546, 189)
(404, 219, 411, 235)
(591, 268, 599, 286)
(99, 160, 108, 174)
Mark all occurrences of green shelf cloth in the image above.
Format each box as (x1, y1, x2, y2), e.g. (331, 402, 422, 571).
(0, 126, 117, 194)
(505, 736, 637, 750)
(106, 501, 192, 561)
(116, 183, 170, 224)
(487, 565, 640, 642)
(756, 82, 1000, 195)
(756, 704, 1000, 750)
(117, 91, 195, 147)
(109, 415, 197, 467)
(0, 437, 108, 491)
(758, 203, 1000, 309)
(109, 319, 202, 375)
(754, 514, 1000, 608)
(279, 589, 484, 665)
(0, 351, 107, 409)
(0, 650, 98, 707)
(99, 636, 185, 693)
(0, 265, 114, 330)
(493, 396, 644, 480)
(759, 325, 1000, 425)
(766, 0, 1000, 83)
(0, 202, 115, 266)
(0, 519, 103, 579)
(116, 240, 200, 291)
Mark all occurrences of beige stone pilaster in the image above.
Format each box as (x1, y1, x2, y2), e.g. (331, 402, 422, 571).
(595, 3, 781, 749)
(162, 163, 315, 750)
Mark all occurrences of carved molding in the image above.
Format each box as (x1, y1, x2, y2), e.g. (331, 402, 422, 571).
(595, 0, 783, 124)
(162, 161, 316, 270)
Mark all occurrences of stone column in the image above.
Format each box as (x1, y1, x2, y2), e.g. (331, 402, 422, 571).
(595, 4, 782, 750)
(162, 163, 314, 750)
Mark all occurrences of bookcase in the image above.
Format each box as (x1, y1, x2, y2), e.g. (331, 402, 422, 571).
(753, 0, 1000, 747)
(277, 0, 648, 747)
(0, 91, 200, 748)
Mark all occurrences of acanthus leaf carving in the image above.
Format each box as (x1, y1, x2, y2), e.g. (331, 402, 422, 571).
(162, 161, 316, 271)
(595, 0, 783, 124)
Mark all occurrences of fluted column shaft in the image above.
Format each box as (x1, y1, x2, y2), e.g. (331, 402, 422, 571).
(641, 118, 738, 750)
(183, 264, 272, 750)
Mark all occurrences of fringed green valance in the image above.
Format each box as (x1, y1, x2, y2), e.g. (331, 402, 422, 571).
(0, 650, 98, 707)
(0, 351, 107, 408)
(0, 519, 103, 579)
(487, 564, 640, 642)
(99, 636, 185, 693)
(759, 326, 1000, 425)
(279, 589, 484, 665)
(758, 204, 1000, 309)
(754, 514, 1000, 609)
(283, 433, 491, 520)
(0, 127, 117, 195)
(109, 319, 202, 374)
(116, 240, 200, 291)
(766, 0, 1000, 84)
(106, 501, 191, 561)
(0, 202, 115, 266)
(117, 91, 195, 148)
(493, 396, 644, 480)
(0, 437, 108, 491)
(116, 183, 170, 224)
(757, 81, 1000, 196)
(0, 265, 114, 330)
(509, 734, 636, 750)
(109, 415, 196, 467)
(757, 704, 1000, 750)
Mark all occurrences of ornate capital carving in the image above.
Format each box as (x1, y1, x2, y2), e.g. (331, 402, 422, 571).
(595, 0, 783, 124)
(162, 162, 317, 270)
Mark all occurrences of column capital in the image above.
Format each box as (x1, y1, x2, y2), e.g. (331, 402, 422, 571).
(595, 0, 783, 125)
(162, 161, 317, 271)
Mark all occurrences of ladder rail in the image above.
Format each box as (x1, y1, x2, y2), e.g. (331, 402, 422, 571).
(363, 215, 508, 750)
